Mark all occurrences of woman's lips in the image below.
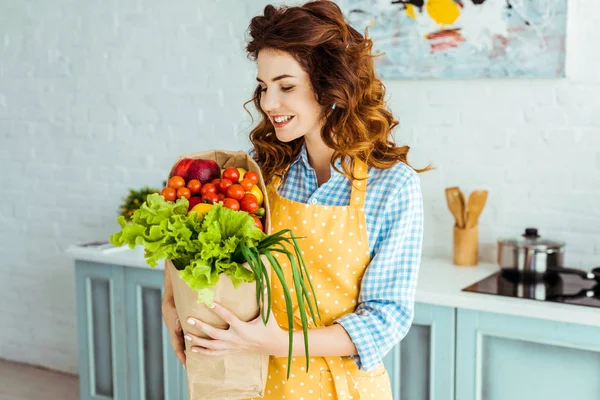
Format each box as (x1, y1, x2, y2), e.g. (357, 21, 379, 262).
(272, 116, 295, 129)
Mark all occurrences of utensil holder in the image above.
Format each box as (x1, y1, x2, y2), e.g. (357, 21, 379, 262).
(453, 225, 478, 267)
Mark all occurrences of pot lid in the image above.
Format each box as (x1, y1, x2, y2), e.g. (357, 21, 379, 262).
(498, 228, 565, 250)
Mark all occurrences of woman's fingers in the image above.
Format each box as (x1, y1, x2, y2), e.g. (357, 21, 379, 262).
(185, 317, 233, 341)
(209, 302, 241, 328)
(189, 347, 231, 356)
(184, 333, 234, 351)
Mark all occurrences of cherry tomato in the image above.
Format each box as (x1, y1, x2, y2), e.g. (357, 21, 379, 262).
(219, 179, 233, 194)
(223, 198, 240, 211)
(188, 196, 203, 211)
(240, 193, 259, 213)
(211, 178, 221, 186)
(226, 184, 245, 201)
(222, 167, 240, 183)
(244, 171, 259, 185)
(187, 179, 201, 194)
(217, 193, 225, 201)
(240, 178, 254, 191)
(177, 187, 191, 199)
(200, 183, 217, 196)
(252, 216, 263, 232)
(168, 176, 185, 189)
(161, 187, 176, 202)
(202, 192, 219, 203)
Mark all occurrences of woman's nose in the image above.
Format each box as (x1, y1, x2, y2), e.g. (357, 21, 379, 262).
(260, 91, 281, 112)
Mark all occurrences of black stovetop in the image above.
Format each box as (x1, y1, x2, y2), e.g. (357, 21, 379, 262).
(462, 270, 600, 309)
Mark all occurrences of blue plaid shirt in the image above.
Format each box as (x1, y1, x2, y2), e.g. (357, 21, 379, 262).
(258, 144, 424, 371)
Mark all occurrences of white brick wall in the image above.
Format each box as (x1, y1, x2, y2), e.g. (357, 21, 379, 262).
(0, 0, 598, 374)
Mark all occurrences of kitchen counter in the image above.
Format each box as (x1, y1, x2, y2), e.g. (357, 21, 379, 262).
(66, 244, 600, 328)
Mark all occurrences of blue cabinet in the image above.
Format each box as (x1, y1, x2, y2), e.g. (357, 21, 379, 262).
(75, 261, 186, 400)
(75, 260, 600, 400)
(384, 303, 456, 400)
(456, 309, 600, 400)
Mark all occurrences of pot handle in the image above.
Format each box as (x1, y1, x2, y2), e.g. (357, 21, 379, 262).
(546, 266, 597, 281)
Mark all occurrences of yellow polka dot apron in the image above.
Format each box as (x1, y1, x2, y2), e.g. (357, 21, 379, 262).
(248, 159, 393, 400)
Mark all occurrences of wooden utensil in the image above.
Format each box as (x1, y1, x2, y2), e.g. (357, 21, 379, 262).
(445, 187, 466, 228)
(465, 190, 488, 228)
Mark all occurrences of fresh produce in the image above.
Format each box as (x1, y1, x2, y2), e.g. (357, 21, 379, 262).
(170, 158, 220, 184)
(109, 194, 319, 377)
(159, 159, 267, 231)
(119, 186, 160, 222)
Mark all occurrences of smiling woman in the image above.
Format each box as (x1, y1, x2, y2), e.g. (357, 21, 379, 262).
(223, 1, 428, 400)
(244, 1, 431, 187)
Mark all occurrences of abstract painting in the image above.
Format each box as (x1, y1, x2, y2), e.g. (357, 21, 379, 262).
(337, 0, 568, 79)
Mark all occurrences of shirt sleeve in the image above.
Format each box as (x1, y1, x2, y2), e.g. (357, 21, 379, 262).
(334, 171, 424, 371)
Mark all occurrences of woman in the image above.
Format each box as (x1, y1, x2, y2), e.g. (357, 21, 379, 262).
(162, 1, 428, 398)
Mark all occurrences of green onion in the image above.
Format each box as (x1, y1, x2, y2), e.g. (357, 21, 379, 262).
(236, 230, 320, 379)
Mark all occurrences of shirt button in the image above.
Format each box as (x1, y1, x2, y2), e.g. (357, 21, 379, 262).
(310, 198, 318, 204)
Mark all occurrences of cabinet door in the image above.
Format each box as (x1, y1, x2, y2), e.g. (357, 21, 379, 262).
(383, 303, 455, 400)
(456, 309, 600, 400)
(75, 261, 128, 400)
(124, 267, 184, 400)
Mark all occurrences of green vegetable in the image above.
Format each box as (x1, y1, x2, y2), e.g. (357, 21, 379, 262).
(109, 192, 319, 377)
(118, 186, 160, 222)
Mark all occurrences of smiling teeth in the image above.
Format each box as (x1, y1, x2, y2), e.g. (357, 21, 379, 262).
(274, 116, 292, 123)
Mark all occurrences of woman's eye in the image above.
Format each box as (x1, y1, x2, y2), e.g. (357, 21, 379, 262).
(281, 86, 294, 92)
(259, 86, 267, 93)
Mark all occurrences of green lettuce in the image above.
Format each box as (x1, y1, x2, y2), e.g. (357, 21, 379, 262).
(110, 193, 266, 304)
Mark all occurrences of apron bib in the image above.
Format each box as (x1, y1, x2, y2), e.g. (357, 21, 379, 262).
(247, 159, 393, 400)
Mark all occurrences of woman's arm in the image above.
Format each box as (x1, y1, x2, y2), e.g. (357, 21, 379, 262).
(272, 324, 358, 358)
(334, 170, 424, 370)
(162, 262, 187, 366)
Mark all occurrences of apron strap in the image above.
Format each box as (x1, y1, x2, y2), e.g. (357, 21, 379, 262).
(349, 159, 368, 207)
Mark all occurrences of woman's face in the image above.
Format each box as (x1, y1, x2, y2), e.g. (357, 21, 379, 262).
(257, 49, 324, 143)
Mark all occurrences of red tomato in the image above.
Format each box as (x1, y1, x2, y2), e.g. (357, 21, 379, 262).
(211, 178, 221, 186)
(217, 193, 225, 201)
(200, 183, 217, 196)
(244, 171, 259, 185)
(219, 179, 233, 194)
(187, 179, 201, 194)
(240, 178, 254, 191)
(252, 216, 263, 232)
(188, 196, 203, 211)
(161, 187, 176, 202)
(202, 192, 219, 203)
(177, 187, 191, 199)
(226, 184, 245, 201)
(223, 198, 240, 211)
(240, 193, 259, 213)
(168, 176, 185, 189)
(222, 168, 240, 183)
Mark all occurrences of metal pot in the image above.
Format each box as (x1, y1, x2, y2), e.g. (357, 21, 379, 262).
(497, 228, 565, 278)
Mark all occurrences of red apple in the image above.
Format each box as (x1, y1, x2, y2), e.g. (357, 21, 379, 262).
(187, 159, 220, 184)
(169, 158, 194, 180)
(169, 158, 220, 184)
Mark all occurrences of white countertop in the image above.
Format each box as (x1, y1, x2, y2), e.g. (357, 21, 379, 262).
(66, 244, 600, 328)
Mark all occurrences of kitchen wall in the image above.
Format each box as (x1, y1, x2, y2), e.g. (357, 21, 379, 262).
(1, 0, 598, 375)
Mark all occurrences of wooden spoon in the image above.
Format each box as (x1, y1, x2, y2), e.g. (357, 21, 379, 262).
(465, 190, 488, 228)
(445, 187, 466, 228)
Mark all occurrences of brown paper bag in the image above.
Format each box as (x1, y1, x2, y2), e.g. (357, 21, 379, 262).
(166, 150, 271, 399)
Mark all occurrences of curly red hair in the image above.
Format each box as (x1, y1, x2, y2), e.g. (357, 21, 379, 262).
(244, 0, 431, 185)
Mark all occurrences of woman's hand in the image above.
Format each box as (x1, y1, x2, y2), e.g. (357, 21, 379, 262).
(184, 302, 287, 356)
(162, 299, 186, 367)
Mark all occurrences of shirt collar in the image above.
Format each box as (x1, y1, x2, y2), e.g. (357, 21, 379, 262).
(291, 141, 344, 175)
